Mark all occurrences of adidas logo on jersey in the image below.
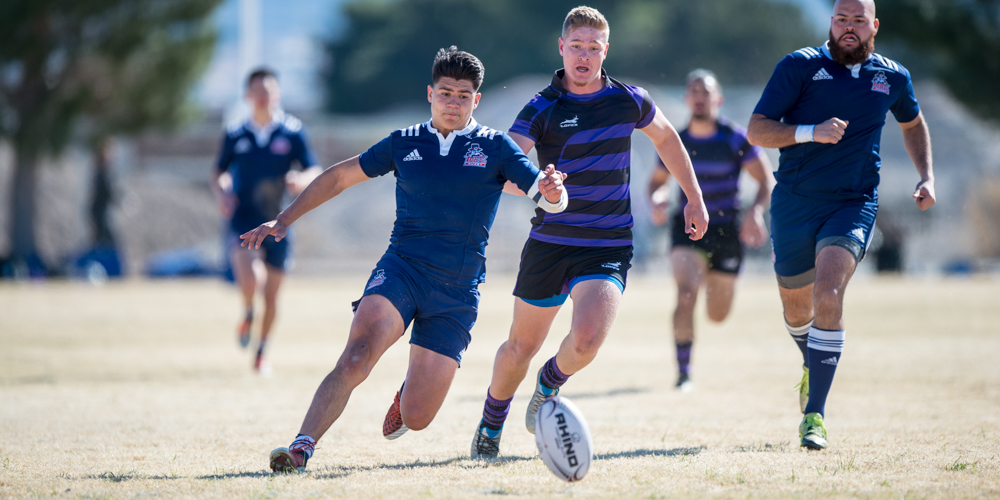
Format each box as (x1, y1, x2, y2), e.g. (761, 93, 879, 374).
(560, 116, 579, 128)
(812, 68, 833, 81)
(821, 356, 838, 366)
(601, 262, 622, 270)
(403, 149, 423, 161)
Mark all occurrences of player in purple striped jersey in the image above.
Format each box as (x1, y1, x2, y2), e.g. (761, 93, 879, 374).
(471, 6, 710, 460)
(648, 69, 774, 392)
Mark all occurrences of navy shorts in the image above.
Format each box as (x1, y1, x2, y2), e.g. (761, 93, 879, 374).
(359, 253, 479, 365)
(770, 187, 877, 289)
(513, 238, 631, 307)
(228, 231, 291, 271)
(671, 214, 743, 274)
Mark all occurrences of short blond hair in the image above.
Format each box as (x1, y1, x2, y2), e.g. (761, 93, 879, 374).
(562, 6, 609, 41)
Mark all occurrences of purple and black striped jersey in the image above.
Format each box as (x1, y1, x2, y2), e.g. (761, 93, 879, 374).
(510, 69, 657, 247)
(658, 118, 763, 224)
(753, 42, 920, 201)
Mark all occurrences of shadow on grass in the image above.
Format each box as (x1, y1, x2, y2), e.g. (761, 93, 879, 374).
(455, 386, 650, 404)
(307, 454, 539, 479)
(597, 446, 706, 460)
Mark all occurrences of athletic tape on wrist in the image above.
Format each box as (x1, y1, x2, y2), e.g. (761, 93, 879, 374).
(527, 171, 569, 213)
(795, 124, 815, 143)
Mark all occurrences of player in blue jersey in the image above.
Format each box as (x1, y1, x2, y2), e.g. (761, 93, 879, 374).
(648, 69, 774, 392)
(246, 47, 568, 473)
(470, 6, 710, 460)
(747, 0, 936, 450)
(212, 68, 321, 374)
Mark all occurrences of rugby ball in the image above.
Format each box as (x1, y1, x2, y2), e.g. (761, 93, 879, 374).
(534, 395, 593, 482)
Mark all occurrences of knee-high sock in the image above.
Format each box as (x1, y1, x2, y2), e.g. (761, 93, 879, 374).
(804, 327, 845, 416)
(785, 319, 812, 367)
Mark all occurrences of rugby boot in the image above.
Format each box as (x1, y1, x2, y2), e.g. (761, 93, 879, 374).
(675, 372, 693, 393)
(799, 412, 828, 450)
(525, 367, 558, 434)
(269, 447, 307, 473)
(254, 351, 272, 377)
(382, 387, 409, 440)
(794, 365, 809, 413)
(470, 420, 503, 460)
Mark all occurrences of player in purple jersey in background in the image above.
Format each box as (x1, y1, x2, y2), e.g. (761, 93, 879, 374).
(247, 48, 567, 473)
(648, 69, 774, 392)
(748, 0, 935, 450)
(470, 6, 710, 460)
(212, 68, 321, 374)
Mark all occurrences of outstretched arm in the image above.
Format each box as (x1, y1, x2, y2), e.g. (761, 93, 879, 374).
(639, 108, 708, 240)
(738, 154, 775, 248)
(241, 156, 370, 248)
(899, 112, 935, 211)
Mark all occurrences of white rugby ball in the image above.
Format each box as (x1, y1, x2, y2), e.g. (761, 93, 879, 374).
(534, 395, 593, 482)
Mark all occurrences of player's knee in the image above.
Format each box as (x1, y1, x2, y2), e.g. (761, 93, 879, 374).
(570, 328, 604, 356)
(813, 287, 845, 316)
(336, 342, 372, 380)
(676, 285, 699, 309)
(707, 307, 730, 323)
(400, 403, 435, 430)
(506, 337, 544, 360)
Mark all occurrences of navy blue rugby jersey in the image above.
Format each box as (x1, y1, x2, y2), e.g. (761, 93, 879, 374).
(753, 42, 920, 201)
(359, 118, 542, 287)
(510, 69, 657, 247)
(658, 118, 763, 224)
(216, 112, 318, 233)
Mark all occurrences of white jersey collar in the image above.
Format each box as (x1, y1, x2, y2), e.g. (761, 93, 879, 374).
(246, 110, 285, 147)
(425, 117, 478, 156)
(821, 41, 872, 79)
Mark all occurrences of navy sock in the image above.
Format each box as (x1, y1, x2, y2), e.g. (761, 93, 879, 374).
(540, 356, 569, 389)
(675, 341, 693, 376)
(803, 327, 845, 416)
(481, 388, 512, 431)
(785, 319, 812, 367)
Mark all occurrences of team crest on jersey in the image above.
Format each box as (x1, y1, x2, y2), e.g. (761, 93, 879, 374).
(871, 71, 890, 95)
(270, 136, 292, 155)
(463, 143, 488, 168)
(234, 137, 252, 154)
(366, 269, 386, 290)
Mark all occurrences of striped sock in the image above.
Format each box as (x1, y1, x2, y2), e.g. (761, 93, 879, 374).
(676, 341, 693, 376)
(540, 356, 569, 390)
(481, 388, 512, 431)
(786, 319, 812, 367)
(803, 327, 845, 416)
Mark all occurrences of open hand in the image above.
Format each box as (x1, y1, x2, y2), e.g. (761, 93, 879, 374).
(240, 219, 288, 249)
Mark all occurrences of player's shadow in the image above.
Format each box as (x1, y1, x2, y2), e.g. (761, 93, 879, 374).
(596, 446, 706, 460)
(565, 387, 651, 400)
(307, 455, 537, 479)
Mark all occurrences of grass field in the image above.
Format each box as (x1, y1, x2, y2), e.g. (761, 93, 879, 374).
(1, 274, 998, 499)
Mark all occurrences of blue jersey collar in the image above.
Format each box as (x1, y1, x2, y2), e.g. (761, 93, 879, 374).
(245, 110, 285, 147)
(425, 117, 478, 156)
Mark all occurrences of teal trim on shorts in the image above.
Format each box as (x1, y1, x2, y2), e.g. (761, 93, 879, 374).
(521, 293, 569, 307)
(569, 274, 625, 293)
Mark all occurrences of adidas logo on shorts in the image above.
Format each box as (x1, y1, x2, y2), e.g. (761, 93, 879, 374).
(812, 68, 833, 81)
(403, 149, 423, 161)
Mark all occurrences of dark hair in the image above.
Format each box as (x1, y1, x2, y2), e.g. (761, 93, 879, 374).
(431, 46, 484, 91)
(246, 67, 278, 88)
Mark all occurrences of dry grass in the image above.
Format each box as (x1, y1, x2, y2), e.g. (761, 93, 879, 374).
(1, 274, 998, 499)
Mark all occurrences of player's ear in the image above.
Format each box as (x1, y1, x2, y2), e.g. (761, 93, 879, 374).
(602, 42, 609, 57)
(473, 93, 481, 108)
(872, 17, 879, 33)
(427, 85, 434, 103)
(558, 37, 565, 56)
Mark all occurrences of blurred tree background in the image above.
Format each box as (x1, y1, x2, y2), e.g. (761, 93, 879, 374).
(322, 0, 819, 113)
(876, 0, 1000, 124)
(0, 0, 221, 273)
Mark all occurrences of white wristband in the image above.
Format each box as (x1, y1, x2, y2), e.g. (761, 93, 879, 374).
(536, 189, 569, 213)
(795, 124, 815, 143)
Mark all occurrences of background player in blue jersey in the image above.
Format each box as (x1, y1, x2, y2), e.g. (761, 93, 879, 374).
(747, 0, 936, 450)
(243, 48, 568, 473)
(648, 69, 774, 392)
(212, 68, 321, 374)
(470, 6, 710, 460)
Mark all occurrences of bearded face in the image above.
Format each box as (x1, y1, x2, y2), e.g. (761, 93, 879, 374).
(828, 28, 875, 65)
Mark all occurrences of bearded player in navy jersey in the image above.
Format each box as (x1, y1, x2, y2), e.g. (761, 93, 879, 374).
(213, 68, 322, 374)
(244, 47, 568, 473)
(648, 69, 774, 392)
(747, 0, 935, 450)
(470, 6, 710, 460)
